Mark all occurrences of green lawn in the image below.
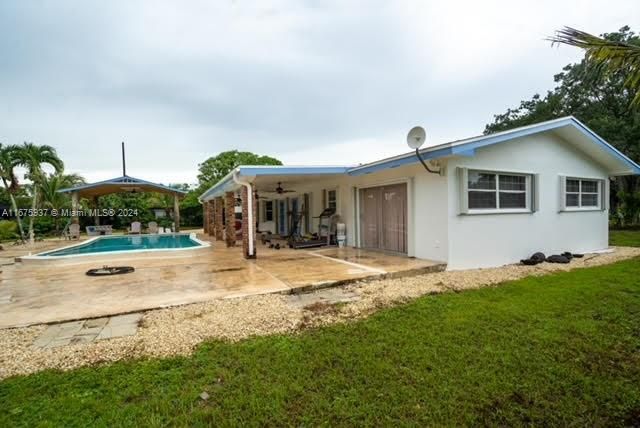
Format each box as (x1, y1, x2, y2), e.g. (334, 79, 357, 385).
(610, 229, 640, 247)
(2, 259, 640, 426)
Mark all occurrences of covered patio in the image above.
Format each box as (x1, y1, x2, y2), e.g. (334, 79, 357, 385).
(199, 165, 428, 262)
(199, 166, 352, 259)
(59, 175, 187, 232)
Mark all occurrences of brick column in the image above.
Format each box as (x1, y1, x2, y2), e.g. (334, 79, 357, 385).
(225, 191, 236, 247)
(241, 185, 257, 259)
(207, 200, 215, 236)
(203, 202, 210, 234)
(214, 197, 224, 241)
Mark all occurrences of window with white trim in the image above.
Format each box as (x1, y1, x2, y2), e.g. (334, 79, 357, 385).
(263, 200, 274, 222)
(466, 170, 531, 212)
(326, 189, 337, 210)
(564, 178, 600, 209)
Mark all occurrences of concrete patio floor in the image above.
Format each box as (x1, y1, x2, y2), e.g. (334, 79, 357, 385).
(0, 234, 444, 328)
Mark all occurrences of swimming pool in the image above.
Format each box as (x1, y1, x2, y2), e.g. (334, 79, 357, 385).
(37, 233, 207, 258)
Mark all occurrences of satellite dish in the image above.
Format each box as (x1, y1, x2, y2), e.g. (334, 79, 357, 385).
(407, 125, 441, 175)
(407, 126, 426, 150)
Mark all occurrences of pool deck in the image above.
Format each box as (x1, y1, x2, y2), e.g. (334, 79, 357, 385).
(0, 233, 445, 329)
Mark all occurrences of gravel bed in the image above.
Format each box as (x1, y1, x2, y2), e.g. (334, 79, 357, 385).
(1, 247, 638, 379)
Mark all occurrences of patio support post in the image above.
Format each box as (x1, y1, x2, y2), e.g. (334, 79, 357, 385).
(174, 194, 181, 232)
(225, 191, 236, 247)
(207, 200, 215, 236)
(241, 185, 257, 259)
(71, 191, 79, 224)
(203, 202, 209, 234)
(214, 197, 224, 241)
(92, 196, 100, 226)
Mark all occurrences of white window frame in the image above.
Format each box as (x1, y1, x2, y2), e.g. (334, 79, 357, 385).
(263, 200, 274, 222)
(560, 176, 603, 211)
(325, 188, 338, 211)
(459, 168, 534, 215)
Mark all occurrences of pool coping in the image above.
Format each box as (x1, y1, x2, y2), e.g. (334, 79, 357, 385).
(19, 233, 210, 262)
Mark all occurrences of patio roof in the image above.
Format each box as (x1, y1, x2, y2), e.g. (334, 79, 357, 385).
(59, 175, 187, 198)
(198, 166, 351, 201)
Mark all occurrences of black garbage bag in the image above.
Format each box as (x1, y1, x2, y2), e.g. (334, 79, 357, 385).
(547, 254, 570, 264)
(531, 252, 546, 263)
(520, 252, 546, 266)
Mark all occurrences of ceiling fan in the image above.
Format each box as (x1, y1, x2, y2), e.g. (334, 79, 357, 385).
(273, 182, 295, 194)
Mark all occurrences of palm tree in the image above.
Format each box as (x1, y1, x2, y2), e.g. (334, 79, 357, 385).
(0, 143, 26, 241)
(549, 27, 640, 106)
(14, 143, 64, 244)
(39, 173, 85, 233)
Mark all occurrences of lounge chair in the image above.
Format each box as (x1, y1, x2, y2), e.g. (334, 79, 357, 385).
(128, 221, 142, 234)
(66, 223, 80, 240)
(147, 222, 158, 234)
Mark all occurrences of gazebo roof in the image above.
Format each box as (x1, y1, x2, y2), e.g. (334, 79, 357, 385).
(59, 175, 187, 198)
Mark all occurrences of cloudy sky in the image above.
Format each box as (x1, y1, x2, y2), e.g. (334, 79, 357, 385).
(1, 1, 637, 184)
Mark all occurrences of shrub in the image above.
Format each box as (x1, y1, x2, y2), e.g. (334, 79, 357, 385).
(0, 220, 18, 241)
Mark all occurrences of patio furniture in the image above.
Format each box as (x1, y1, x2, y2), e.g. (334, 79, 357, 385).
(66, 223, 81, 240)
(147, 222, 158, 234)
(86, 225, 113, 236)
(128, 221, 142, 234)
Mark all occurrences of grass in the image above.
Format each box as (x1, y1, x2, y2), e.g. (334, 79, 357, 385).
(610, 229, 640, 247)
(2, 258, 640, 426)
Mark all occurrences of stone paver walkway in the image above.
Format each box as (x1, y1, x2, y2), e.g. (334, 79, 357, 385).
(32, 313, 142, 349)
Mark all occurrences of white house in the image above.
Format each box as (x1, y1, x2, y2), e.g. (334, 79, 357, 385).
(199, 117, 640, 269)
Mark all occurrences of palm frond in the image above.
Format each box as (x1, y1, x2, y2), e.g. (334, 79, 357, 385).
(548, 27, 640, 105)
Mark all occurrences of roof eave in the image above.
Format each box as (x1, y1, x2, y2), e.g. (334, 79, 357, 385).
(198, 168, 241, 203)
(198, 165, 352, 202)
(59, 175, 188, 195)
(347, 116, 640, 176)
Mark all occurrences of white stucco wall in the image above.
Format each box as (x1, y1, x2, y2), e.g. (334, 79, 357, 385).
(254, 132, 610, 269)
(445, 133, 609, 270)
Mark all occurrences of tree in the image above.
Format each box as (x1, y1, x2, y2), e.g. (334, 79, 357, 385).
(485, 26, 640, 225)
(548, 26, 640, 106)
(197, 150, 282, 189)
(14, 143, 64, 243)
(0, 143, 26, 241)
(39, 173, 85, 233)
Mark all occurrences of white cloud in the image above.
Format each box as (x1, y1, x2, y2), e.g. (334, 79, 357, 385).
(0, 0, 638, 184)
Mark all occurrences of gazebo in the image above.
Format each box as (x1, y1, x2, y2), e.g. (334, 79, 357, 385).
(59, 144, 187, 231)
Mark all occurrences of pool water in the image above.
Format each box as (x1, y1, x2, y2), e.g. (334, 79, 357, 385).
(41, 234, 202, 257)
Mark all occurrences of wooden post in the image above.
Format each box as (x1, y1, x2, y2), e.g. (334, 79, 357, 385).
(93, 196, 100, 226)
(71, 192, 79, 224)
(174, 194, 181, 232)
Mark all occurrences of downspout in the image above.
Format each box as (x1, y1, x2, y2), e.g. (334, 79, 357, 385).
(232, 171, 255, 257)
